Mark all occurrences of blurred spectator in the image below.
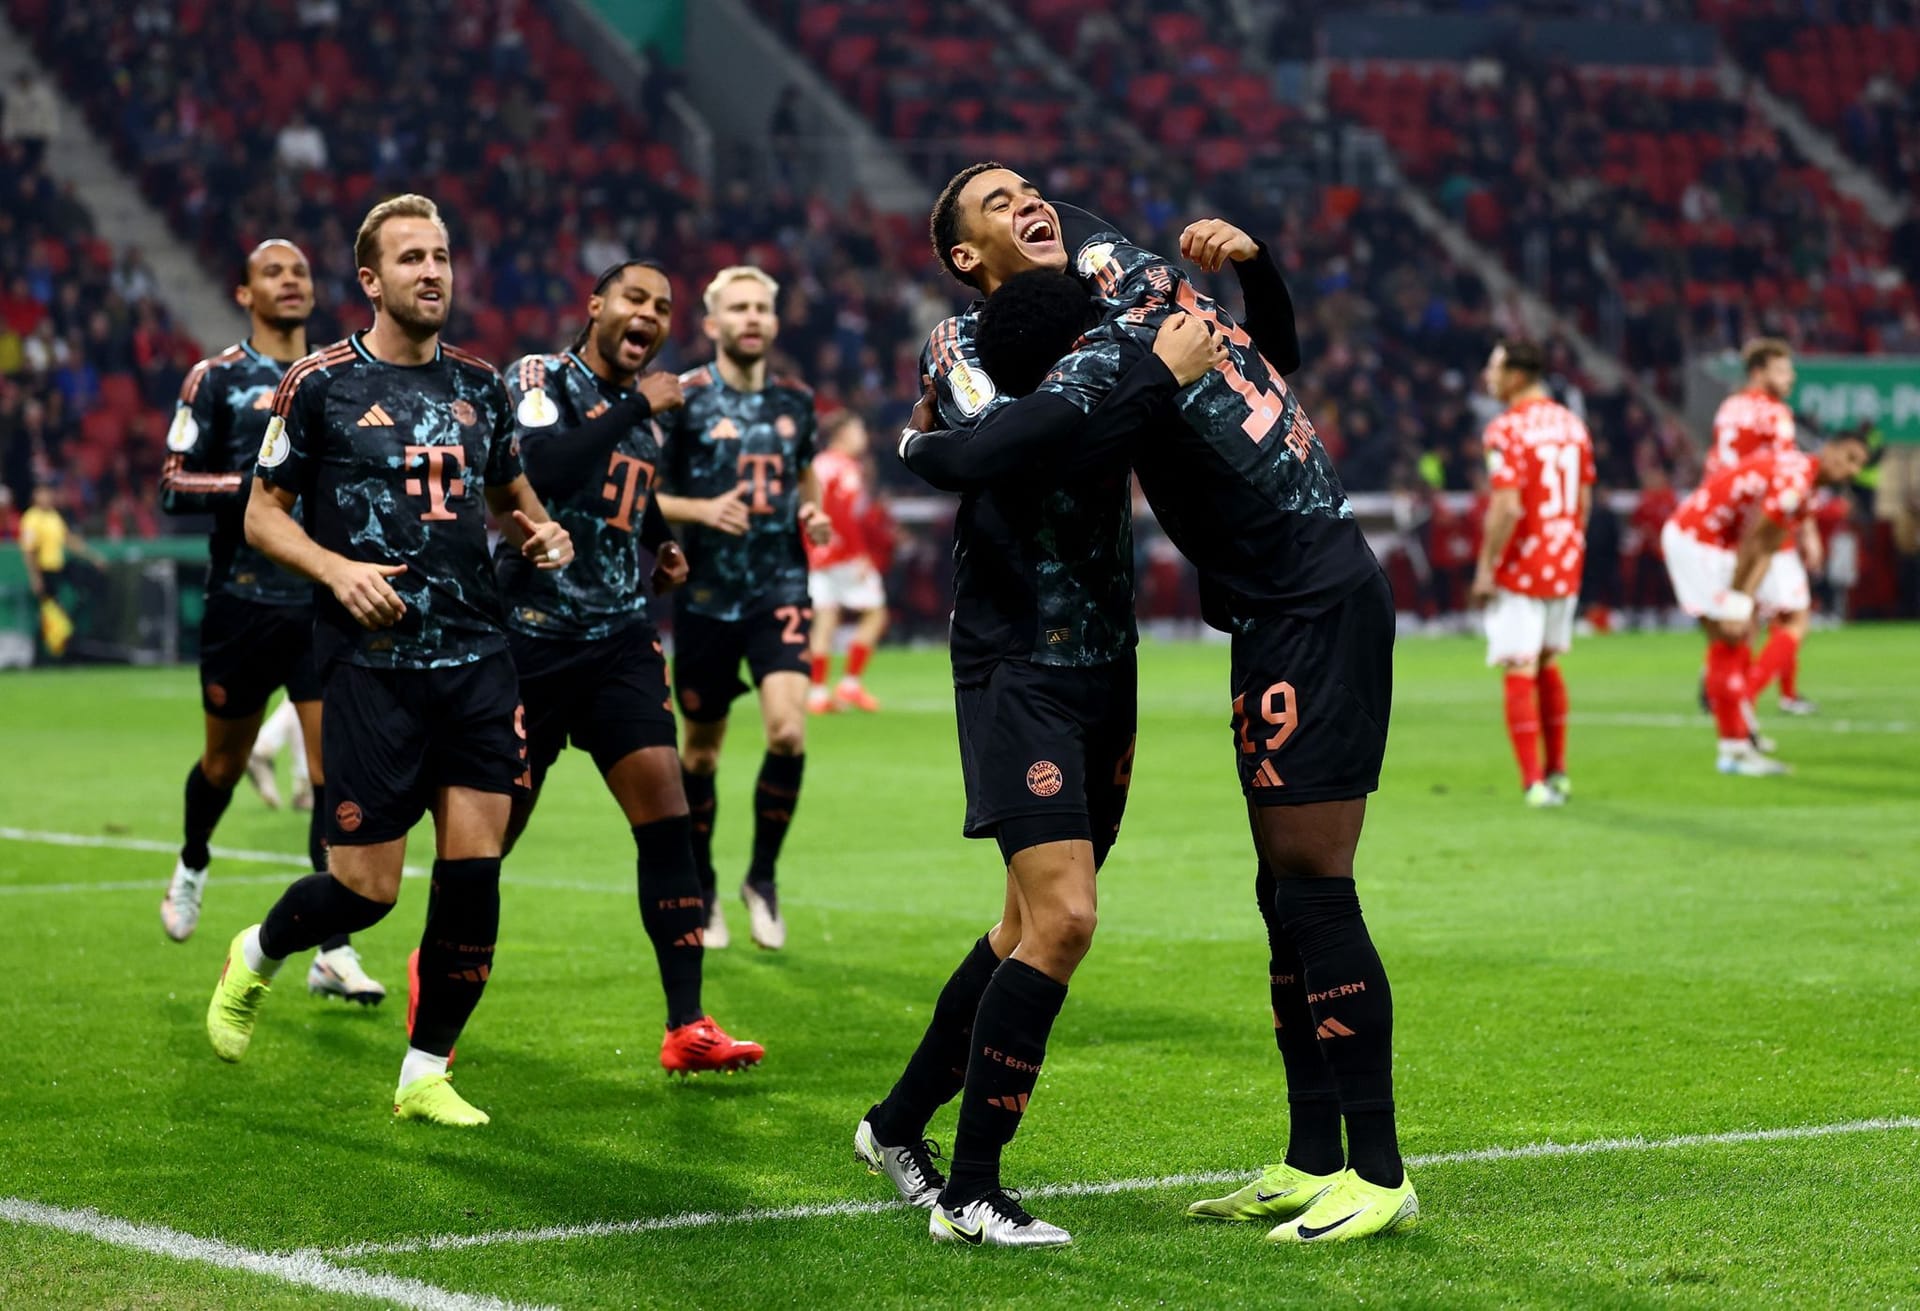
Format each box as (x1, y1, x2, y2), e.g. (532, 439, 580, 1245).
(2, 71, 58, 167)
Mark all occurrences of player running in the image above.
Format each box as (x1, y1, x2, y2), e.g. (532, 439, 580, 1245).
(655, 266, 830, 951)
(896, 203, 1416, 1245)
(1469, 340, 1596, 808)
(158, 238, 383, 1004)
(806, 412, 889, 714)
(496, 259, 762, 1075)
(205, 195, 573, 1126)
(1709, 339, 1820, 714)
(1663, 433, 1869, 776)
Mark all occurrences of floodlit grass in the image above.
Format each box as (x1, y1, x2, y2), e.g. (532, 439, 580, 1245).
(3, 625, 1917, 1307)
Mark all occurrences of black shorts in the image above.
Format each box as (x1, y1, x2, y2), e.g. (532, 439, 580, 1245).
(321, 649, 529, 846)
(954, 654, 1137, 863)
(511, 619, 677, 788)
(200, 593, 320, 718)
(1230, 570, 1394, 807)
(672, 599, 812, 723)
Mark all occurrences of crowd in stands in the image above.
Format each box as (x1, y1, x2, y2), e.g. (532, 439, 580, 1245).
(3, 0, 1911, 619)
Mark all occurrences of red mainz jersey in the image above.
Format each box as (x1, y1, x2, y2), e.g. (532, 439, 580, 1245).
(1483, 396, 1596, 598)
(1707, 387, 1795, 478)
(806, 447, 871, 569)
(1668, 450, 1817, 551)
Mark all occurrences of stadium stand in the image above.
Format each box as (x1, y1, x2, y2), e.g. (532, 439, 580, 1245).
(2, 0, 1911, 626)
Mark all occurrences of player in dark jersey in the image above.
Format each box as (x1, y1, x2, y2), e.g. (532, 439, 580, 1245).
(497, 259, 763, 1075)
(901, 220, 1417, 1243)
(655, 266, 831, 952)
(851, 164, 1199, 1249)
(204, 194, 574, 1128)
(157, 239, 385, 1005)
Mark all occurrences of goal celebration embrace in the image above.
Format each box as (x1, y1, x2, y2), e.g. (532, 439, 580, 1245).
(3, 3, 1916, 1306)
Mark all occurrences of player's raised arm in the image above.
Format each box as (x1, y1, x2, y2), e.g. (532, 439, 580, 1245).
(519, 370, 682, 494)
(1179, 218, 1301, 376)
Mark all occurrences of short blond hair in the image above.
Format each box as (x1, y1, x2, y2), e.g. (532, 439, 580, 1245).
(703, 265, 780, 315)
(354, 194, 448, 273)
(1742, 336, 1792, 374)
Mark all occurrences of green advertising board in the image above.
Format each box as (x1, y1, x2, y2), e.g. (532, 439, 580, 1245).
(1792, 356, 1920, 443)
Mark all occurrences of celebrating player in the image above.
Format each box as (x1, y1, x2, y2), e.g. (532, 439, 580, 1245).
(655, 266, 830, 951)
(1662, 434, 1870, 775)
(853, 166, 1150, 1249)
(1469, 339, 1596, 808)
(806, 412, 889, 714)
(1709, 339, 1820, 714)
(497, 259, 763, 1075)
(205, 195, 572, 1127)
(157, 239, 383, 1004)
(891, 204, 1417, 1245)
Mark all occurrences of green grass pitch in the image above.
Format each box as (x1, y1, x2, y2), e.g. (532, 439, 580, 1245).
(3, 625, 1918, 1309)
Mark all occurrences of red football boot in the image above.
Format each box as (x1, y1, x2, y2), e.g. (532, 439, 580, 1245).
(661, 1015, 765, 1076)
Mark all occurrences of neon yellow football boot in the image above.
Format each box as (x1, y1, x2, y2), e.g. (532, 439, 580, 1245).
(394, 1073, 491, 1127)
(206, 927, 272, 1063)
(1265, 1169, 1419, 1243)
(1187, 1162, 1342, 1223)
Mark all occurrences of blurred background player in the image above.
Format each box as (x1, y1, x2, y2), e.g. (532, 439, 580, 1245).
(1471, 339, 1596, 808)
(19, 481, 93, 658)
(496, 259, 763, 1075)
(1662, 433, 1870, 776)
(205, 195, 571, 1127)
(656, 266, 831, 951)
(1709, 339, 1820, 715)
(806, 411, 888, 714)
(156, 239, 382, 1004)
(243, 694, 313, 812)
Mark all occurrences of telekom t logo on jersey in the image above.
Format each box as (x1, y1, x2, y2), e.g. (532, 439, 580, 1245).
(738, 454, 784, 513)
(405, 445, 467, 521)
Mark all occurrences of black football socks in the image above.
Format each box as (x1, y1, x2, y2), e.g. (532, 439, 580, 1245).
(746, 751, 804, 889)
(682, 767, 718, 906)
(870, 934, 1001, 1145)
(257, 873, 391, 960)
(634, 816, 707, 1029)
(942, 958, 1068, 1206)
(181, 762, 234, 870)
(409, 858, 502, 1057)
(1257, 863, 1344, 1175)
(1271, 875, 1403, 1188)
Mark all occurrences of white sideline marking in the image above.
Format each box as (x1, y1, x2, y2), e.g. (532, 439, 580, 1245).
(1573, 713, 1911, 735)
(0, 1197, 556, 1311)
(0, 827, 426, 886)
(328, 1116, 1920, 1256)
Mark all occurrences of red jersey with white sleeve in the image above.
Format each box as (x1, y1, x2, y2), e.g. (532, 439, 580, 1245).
(807, 447, 871, 569)
(1483, 396, 1597, 598)
(1668, 450, 1817, 551)
(1706, 388, 1796, 477)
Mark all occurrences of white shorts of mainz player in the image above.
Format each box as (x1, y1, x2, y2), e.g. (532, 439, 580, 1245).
(808, 560, 886, 611)
(1662, 521, 1748, 621)
(1754, 546, 1810, 616)
(1483, 588, 1576, 665)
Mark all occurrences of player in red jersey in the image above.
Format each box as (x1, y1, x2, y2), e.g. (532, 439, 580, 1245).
(806, 412, 889, 714)
(1662, 435, 1869, 775)
(1708, 339, 1820, 714)
(1470, 340, 1595, 807)
(1627, 468, 1679, 624)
